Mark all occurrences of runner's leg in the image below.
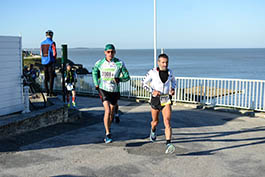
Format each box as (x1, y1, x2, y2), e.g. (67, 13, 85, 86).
(162, 104, 175, 153)
(162, 104, 172, 141)
(72, 90, 76, 107)
(44, 65, 49, 95)
(109, 104, 115, 127)
(151, 108, 160, 131)
(72, 90, 76, 102)
(103, 101, 111, 135)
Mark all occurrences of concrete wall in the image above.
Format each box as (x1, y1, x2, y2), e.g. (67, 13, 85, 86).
(0, 98, 69, 139)
(0, 36, 23, 116)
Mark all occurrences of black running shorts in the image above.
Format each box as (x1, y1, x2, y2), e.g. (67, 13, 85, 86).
(150, 95, 172, 111)
(98, 88, 120, 105)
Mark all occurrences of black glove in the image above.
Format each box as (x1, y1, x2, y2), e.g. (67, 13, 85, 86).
(114, 78, 120, 84)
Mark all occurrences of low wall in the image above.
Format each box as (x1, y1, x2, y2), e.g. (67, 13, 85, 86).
(0, 98, 71, 139)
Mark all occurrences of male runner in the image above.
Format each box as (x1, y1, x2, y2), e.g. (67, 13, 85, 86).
(92, 44, 130, 143)
(142, 53, 176, 154)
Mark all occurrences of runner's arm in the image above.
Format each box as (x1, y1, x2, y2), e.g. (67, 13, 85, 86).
(73, 71, 77, 84)
(142, 70, 153, 93)
(170, 73, 176, 95)
(92, 65, 100, 87)
(52, 42, 57, 59)
(119, 63, 130, 82)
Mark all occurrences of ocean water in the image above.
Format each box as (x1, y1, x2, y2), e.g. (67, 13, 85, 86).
(31, 48, 265, 80)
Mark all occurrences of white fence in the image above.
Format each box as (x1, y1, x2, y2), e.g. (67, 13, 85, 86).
(0, 36, 23, 116)
(39, 75, 265, 112)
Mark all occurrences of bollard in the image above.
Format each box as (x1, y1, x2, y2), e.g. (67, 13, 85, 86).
(22, 86, 30, 113)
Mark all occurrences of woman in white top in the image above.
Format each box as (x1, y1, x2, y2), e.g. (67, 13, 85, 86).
(142, 53, 176, 154)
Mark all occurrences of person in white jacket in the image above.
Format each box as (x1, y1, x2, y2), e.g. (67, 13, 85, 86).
(142, 53, 176, 154)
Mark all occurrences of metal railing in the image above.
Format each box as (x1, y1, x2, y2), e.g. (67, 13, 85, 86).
(175, 77, 265, 112)
(38, 75, 265, 112)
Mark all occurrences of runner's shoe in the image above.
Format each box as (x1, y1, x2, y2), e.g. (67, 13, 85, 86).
(165, 143, 176, 154)
(150, 129, 156, 142)
(104, 134, 112, 144)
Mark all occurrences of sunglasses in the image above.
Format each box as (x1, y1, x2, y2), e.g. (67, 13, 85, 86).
(106, 50, 115, 54)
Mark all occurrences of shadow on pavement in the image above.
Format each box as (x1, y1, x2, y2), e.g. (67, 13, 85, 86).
(51, 175, 87, 177)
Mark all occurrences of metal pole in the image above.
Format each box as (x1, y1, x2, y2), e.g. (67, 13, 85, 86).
(154, 0, 157, 68)
(22, 86, 30, 113)
(61, 44, 67, 103)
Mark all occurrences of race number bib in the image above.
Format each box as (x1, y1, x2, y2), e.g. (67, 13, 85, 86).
(101, 68, 116, 81)
(160, 94, 171, 106)
(66, 84, 74, 91)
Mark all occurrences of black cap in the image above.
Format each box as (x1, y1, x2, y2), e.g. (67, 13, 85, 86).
(46, 30, 54, 36)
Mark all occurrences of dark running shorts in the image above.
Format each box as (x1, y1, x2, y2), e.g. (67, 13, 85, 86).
(98, 88, 120, 105)
(66, 85, 75, 92)
(150, 95, 172, 111)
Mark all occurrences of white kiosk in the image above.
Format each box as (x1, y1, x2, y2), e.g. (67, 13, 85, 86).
(0, 36, 24, 116)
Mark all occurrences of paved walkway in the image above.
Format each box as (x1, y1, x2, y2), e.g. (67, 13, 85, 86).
(1, 96, 265, 177)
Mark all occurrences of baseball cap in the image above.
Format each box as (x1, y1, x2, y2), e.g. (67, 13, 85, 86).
(105, 44, 115, 51)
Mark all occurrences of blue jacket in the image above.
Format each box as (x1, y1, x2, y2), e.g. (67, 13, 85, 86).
(41, 38, 56, 65)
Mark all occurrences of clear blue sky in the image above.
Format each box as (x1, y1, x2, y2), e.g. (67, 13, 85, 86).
(1, 0, 265, 49)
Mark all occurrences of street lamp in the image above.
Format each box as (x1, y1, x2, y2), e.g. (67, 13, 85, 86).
(154, 0, 157, 68)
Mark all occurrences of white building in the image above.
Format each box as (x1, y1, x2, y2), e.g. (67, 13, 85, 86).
(0, 36, 24, 116)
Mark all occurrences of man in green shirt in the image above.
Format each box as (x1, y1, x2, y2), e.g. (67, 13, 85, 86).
(92, 44, 130, 143)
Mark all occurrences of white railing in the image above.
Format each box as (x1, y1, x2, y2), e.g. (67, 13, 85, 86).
(175, 77, 265, 112)
(38, 75, 265, 112)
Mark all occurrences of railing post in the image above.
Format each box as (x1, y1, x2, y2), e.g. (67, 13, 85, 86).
(22, 86, 30, 113)
(61, 44, 67, 103)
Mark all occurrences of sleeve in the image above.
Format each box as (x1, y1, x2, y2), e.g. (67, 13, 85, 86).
(52, 42, 57, 59)
(74, 71, 77, 83)
(119, 61, 130, 82)
(171, 71, 176, 90)
(92, 61, 100, 87)
(142, 70, 153, 93)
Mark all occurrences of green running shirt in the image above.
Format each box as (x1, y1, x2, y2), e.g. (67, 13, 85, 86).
(92, 57, 130, 92)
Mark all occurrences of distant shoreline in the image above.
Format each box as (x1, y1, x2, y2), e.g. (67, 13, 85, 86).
(23, 47, 265, 50)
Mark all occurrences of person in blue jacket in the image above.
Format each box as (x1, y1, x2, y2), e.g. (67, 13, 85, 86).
(40, 30, 57, 96)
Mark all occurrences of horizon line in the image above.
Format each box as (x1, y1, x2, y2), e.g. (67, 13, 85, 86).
(23, 47, 265, 50)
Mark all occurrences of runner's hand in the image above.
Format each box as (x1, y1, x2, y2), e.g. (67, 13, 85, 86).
(170, 89, 175, 96)
(95, 86, 99, 90)
(152, 90, 161, 97)
(114, 78, 120, 84)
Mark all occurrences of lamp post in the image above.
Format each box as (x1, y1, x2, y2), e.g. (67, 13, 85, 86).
(154, 0, 157, 68)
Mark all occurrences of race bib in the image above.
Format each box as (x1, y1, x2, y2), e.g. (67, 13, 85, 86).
(101, 68, 116, 81)
(66, 84, 74, 91)
(160, 94, 171, 106)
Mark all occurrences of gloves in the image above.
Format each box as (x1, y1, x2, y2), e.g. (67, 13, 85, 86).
(114, 78, 120, 84)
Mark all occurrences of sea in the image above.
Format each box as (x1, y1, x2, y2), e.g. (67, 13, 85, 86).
(30, 48, 265, 80)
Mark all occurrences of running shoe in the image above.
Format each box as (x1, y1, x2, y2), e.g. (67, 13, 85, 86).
(150, 129, 156, 142)
(165, 143, 176, 154)
(104, 134, 112, 144)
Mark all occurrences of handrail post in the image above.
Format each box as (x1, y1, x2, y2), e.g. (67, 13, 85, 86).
(61, 44, 67, 103)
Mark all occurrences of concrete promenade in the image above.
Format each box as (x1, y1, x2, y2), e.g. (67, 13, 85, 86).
(1, 96, 265, 177)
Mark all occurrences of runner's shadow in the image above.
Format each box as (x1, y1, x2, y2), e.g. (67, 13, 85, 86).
(177, 139, 265, 156)
(51, 175, 87, 177)
(125, 141, 150, 147)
